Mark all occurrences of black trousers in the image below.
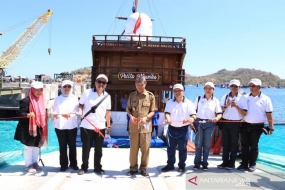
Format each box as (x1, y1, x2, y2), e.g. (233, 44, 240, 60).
(152, 125, 158, 136)
(55, 128, 78, 168)
(80, 127, 105, 171)
(241, 123, 263, 166)
(221, 121, 240, 166)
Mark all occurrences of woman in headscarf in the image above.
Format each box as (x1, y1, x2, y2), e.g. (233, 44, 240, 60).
(52, 80, 79, 172)
(14, 81, 47, 173)
(193, 82, 222, 171)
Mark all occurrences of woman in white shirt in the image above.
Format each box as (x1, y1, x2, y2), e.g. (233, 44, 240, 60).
(193, 82, 222, 171)
(52, 80, 79, 172)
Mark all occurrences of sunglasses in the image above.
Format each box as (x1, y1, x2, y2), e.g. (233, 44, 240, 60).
(96, 80, 107, 85)
(230, 85, 238, 88)
(63, 85, 72, 88)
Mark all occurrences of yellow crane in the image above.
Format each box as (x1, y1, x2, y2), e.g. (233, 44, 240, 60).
(0, 9, 53, 75)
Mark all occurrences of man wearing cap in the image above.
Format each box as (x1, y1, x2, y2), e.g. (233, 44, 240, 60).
(161, 84, 196, 173)
(217, 79, 247, 170)
(237, 78, 274, 172)
(126, 75, 156, 177)
(77, 74, 111, 175)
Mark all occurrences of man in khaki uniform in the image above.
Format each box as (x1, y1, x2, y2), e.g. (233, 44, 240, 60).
(126, 75, 156, 177)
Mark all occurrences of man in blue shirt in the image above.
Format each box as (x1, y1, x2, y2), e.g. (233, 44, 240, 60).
(120, 93, 128, 111)
(152, 109, 160, 139)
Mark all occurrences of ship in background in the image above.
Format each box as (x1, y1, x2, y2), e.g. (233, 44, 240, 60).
(90, 0, 187, 136)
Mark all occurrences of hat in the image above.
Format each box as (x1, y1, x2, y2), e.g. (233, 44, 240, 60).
(96, 74, 108, 82)
(173, 83, 184, 91)
(61, 80, 73, 87)
(248, 78, 262, 86)
(135, 75, 146, 82)
(31, 81, 43, 89)
(204, 82, 215, 89)
(229, 79, 240, 86)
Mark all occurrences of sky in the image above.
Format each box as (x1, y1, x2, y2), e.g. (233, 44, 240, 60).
(1, 0, 285, 79)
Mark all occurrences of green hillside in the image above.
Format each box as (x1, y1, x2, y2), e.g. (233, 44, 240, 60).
(185, 68, 285, 87)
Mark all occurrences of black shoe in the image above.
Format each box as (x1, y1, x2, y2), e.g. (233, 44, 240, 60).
(161, 165, 174, 172)
(178, 168, 185, 172)
(217, 163, 228, 169)
(225, 164, 235, 170)
(237, 164, 249, 171)
(60, 166, 67, 172)
(69, 165, 79, 170)
(202, 166, 208, 171)
(94, 169, 105, 175)
(78, 169, 86, 175)
(126, 170, 138, 176)
(248, 165, 256, 172)
(193, 165, 200, 171)
(141, 171, 149, 176)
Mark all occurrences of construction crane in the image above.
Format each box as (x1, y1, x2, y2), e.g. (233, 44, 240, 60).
(0, 9, 53, 76)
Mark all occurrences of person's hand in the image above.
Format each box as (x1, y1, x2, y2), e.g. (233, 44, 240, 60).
(62, 114, 70, 120)
(76, 111, 83, 118)
(38, 141, 45, 148)
(165, 118, 171, 125)
(27, 112, 35, 118)
(106, 127, 111, 135)
(53, 114, 59, 119)
(225, 99, 231, 108)
(268, 130, 273, 135)
(211, 117, 219, 123)
(231, 101, 238, 108)
(130, 115, 138, 124)
(141, 117, 147, 124)
(187, 117, 195, 124)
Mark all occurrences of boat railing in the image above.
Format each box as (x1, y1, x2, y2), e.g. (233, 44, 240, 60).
(92, 35, 186, 49)
(93, 66, 185, 86)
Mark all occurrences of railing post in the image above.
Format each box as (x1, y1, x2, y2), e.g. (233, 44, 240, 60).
(0, 76, 2, 89)
(19, 76, 22, 88)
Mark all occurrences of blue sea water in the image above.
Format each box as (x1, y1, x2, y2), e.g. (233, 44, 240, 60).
(0, 86, 284, 170)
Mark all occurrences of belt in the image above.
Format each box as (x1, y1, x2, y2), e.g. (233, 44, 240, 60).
(169, 125, 189, 130)
(197, 118, 212, 122)
(247, 123, 264, 126)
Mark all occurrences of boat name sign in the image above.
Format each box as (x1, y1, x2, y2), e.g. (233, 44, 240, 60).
(118, 72, 159, 81)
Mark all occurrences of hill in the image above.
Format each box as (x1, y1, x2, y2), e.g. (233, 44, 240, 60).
(185, 68, 285, 87)
(69, 67, 285, 87)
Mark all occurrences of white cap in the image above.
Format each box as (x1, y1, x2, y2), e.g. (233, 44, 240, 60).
(229, 79, 240, 86)
(204, 82, 215, 89)
(31, 81, 43, 89)
(61, 80, 73, 87)
(173, 83, 184, 91)
(249, 78, 262, 86)
(96, 74, 108, 82)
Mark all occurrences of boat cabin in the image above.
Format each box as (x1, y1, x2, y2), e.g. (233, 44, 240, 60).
(91, 34, 186, 111)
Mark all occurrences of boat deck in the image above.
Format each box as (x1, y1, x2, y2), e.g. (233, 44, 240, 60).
(0, 148, 284, 190)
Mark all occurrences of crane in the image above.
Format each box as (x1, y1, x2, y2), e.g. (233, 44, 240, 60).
(0, 9, 53, 76)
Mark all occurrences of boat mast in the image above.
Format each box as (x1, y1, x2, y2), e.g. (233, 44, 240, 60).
(135, 0, 138, 12)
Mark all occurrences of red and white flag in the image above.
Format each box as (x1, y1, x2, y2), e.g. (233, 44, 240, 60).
(133, 13, 141, 34)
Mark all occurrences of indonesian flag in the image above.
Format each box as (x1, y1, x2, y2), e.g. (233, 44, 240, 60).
(133, 13, 141, 34)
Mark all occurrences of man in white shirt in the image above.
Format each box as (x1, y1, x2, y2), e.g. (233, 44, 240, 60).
(161, 84, 196, 173)
(237, 78, 274, 172)
(77, 74, 111, 175)
(217, 79, 247, 170)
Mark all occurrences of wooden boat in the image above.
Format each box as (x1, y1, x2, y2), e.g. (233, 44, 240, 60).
(91, 0, 186, 113)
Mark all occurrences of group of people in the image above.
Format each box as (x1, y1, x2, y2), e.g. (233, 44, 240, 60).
(14, 74, 273, 175)
(161, 78, 274, 173)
